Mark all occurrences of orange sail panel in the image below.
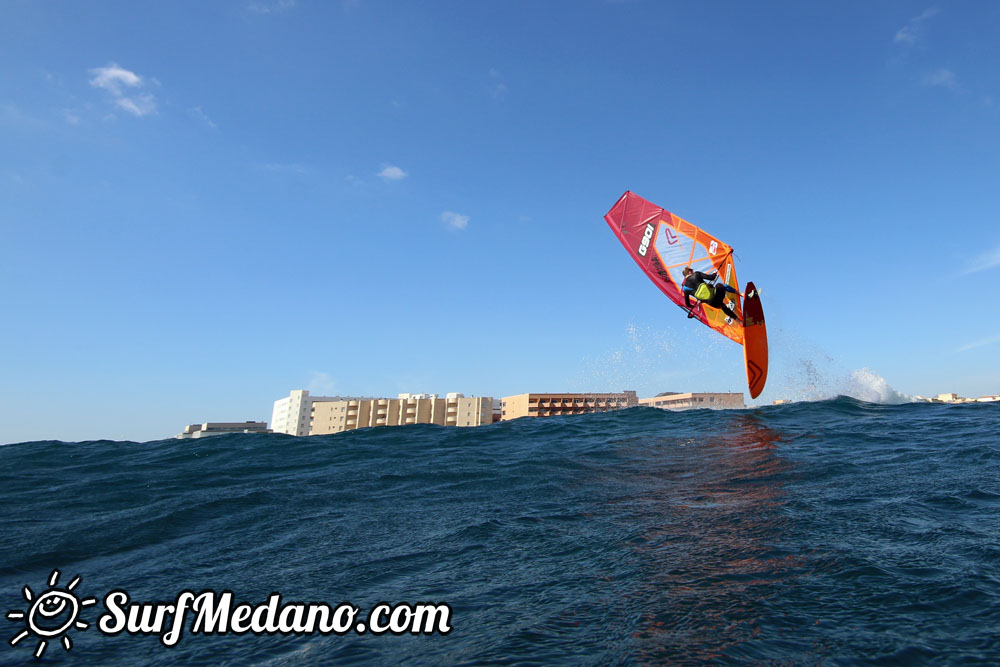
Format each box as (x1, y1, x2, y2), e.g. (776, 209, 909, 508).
(604, 191, 744, 345)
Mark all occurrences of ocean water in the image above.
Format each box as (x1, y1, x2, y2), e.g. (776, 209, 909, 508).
(2, 398, 999, 664)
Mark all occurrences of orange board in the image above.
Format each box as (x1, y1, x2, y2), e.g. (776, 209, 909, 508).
(742, 281, 768, 399)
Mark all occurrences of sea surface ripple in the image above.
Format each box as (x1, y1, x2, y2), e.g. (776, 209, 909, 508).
(2, 398, 999, 664)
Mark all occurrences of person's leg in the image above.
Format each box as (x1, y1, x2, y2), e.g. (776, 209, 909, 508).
(710, 284, 741, 322)
(710, 290, 740, 321)
(721, 303, 741, 322)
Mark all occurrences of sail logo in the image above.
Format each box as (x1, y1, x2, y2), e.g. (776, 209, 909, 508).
(663, 227, 678, 245)
(637, 223, 655, 256)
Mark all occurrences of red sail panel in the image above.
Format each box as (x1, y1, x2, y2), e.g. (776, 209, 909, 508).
(604, 191, 744, 345)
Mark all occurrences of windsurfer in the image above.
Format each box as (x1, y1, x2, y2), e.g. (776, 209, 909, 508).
(682, 267, 742, 323)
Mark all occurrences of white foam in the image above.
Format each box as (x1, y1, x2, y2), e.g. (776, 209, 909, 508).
(841, 368, 912, 404)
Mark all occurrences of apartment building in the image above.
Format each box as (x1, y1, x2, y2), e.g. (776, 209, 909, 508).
(309, 393, 494, 434)
(271, 389, 376, 436)
(913, 393, 1000, 403)
(639, 392, 745, 410)
(500, 391, 639, 420)
(175, 422, 271, 439)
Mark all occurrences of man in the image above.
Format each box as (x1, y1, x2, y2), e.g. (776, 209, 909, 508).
(681, 267, 742, 323)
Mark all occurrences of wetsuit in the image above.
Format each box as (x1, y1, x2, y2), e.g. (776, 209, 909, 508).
(682, 271, 741, 322)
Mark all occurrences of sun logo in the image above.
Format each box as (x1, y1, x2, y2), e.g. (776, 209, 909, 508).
(6, 569, 96, 659)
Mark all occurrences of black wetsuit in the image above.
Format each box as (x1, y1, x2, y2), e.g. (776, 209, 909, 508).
(682, 271, 741, 322)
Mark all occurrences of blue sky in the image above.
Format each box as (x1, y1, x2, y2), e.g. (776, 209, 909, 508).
(2, 1, 999, 443)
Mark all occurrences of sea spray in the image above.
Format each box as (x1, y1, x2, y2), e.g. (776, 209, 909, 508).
(841, 368, 912, 404)
(574, 321, 744, 396)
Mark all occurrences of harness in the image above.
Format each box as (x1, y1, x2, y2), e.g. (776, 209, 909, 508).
(693, 282, 714, 302)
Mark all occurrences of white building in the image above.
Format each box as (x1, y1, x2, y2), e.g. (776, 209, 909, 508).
(175, 422, 271, 439)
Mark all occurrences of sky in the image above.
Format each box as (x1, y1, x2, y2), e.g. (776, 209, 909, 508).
(2, 1, 999, 443)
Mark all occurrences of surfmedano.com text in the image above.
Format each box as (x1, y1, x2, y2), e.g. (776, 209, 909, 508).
(98, 590, 452, 646)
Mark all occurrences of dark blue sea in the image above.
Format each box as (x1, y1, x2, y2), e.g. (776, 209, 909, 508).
(2, 398, 999, 665)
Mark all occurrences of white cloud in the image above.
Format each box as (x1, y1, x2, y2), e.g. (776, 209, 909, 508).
(254, 162, 308, 174)
(116, 93, 157, 116)
(922, 68, 960, 90)
(308, 371, 337, 395)
(187, 106, 217, 129)
(248, 0, 295, 14)
(895, 8, 939, 45)
(0, 103, 47, 130)
(88, 63, 157, 117)
(442, 211, 469, 230)
(89, 64, 142, 94)
(378, 165, 408, 181)
(956, 334, 1000, 353)
(488, 68, 508, 100)
(963, 244, 1000, 275)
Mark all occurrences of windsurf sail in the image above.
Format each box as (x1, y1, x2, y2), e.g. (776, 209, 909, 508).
(604, 190, 744, 345)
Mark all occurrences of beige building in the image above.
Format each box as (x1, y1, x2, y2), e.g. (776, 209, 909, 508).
(500, 391, 638, 420)
(639, 392, 745, 410)
(271, 390, 376, 436)
(175, 421, 271, 439)
(308, 393, 494, 435)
